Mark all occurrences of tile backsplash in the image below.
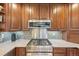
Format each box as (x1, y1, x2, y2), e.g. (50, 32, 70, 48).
(0, 31, 62, 43)
(0, 31, 32, 43)
(47, 31, 62, 39)
(15, 31, 32, 39)
(0, 32, 11, 42)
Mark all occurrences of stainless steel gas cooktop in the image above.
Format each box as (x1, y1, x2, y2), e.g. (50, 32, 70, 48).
(27, 39, 52, 46)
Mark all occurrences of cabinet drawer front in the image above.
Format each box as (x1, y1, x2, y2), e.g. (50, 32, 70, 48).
(54, 48, 66, 53)
(54, 53, 66, 56)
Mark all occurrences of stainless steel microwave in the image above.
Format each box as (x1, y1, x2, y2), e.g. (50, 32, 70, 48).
(28, 20, 51, 28)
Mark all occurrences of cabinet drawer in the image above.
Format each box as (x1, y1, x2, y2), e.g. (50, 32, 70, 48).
(53, 48, 66, 53)
(54, 53, 66, 56)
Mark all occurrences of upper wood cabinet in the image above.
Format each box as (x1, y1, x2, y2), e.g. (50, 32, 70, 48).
(30, 4, 49, 20)
(0, 4, 6, 31)
(4, 3, 79, 31)
(56, 4, 69, 30)
(50, 4, 69, 30)
(69, 4, 79, 30)
(30, 4, 40, 20)
(50, 4, 58, 30)
(40, 4, 49, 19)
(10, 4, 22, 31)
(22, 4, 30, 30)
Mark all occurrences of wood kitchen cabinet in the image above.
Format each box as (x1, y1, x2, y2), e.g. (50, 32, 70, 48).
(30, 4, 40, 20)
(50, 4, 69, 30)
(50, 4, 58, 30)
(56, 4, 69, 30)
(2, 3, 70, 31)
(22, 4, 30, 31)
(68, 31, 79, 44)
(67, 48, 77, 56)
(53, 47, 77, 56)
(40, 4, 49, 19)
(53, 48, 67, 56)
(76, 48, 79, 56)
(0, 3, 6, 31)
(2, 3, 79, 31)
(69, 4, 79, 30)
(30, 4, 49, 20)
(10, 4, 22, 31)
(4, 48, 15, 56)
(15, 47, 26, 56)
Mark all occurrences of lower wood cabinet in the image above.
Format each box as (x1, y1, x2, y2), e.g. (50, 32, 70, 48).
(67, 48, 77, 56)
(4, 48, 15, 56)
(68, 31, 79, 44)
(53, 47, 77, 56)
(76, 48, 79, 56)
(53, 48, 67, 56)
(15, 47, 26, 56)
(4, 47, 78, 56)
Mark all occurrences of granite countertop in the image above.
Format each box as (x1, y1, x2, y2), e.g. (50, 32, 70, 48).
(0, 39, 31, 56)
(49, 39, 79, 48)
(0, 39, 79, 56)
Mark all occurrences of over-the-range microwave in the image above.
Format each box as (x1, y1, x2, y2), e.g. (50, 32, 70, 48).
(28, 20, 51, 28)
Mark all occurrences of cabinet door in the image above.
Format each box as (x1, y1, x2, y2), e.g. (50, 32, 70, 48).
(50, 4, 58, 30)
(67, 48, 77, 56)
(40, 4, 49, 19)
(50, 4, 69, 30)
(69, 4, 79, 30)
(10, 4, 21, 31)
(22, 4, 30, 31)
(15, 47, 26, 56)
(68, 31, 79, 44)
(30, 4, 40, 20)
(77, 49, 79, 56)
(56, 4, 68, 30)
